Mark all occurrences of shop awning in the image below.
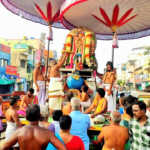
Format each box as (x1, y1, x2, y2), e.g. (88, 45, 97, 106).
(14, 43, 28, 49)
(0, 78, 15, 85)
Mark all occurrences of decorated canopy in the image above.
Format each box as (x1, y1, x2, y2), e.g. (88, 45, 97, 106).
(2, 0, 150, 40)
(1, 0, 65, 28)
(60, 0, 150, 40)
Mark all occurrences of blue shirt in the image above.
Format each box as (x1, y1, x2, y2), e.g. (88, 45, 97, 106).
(70, 111, 90, 150)
(46, 133, 64, 150)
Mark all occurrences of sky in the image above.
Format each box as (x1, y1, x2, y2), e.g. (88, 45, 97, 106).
(1, 3, 150, 73)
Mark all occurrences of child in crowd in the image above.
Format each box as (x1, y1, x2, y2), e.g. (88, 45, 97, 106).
(46, 115, 85, 150)
(48, 110, 62, 133)
(119, 93, 125, 114)
(69, 85, 91, 112)
(62, 92, 74, 115)
(85, 88, 107, 118)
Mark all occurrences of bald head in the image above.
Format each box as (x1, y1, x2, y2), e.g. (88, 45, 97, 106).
(111, 111, 121, 124)
(71, 97, 81, 110)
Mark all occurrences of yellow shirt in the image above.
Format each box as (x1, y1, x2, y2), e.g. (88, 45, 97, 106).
(93, 96, 106, 114)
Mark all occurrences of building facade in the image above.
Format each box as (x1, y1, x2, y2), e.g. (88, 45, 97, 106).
(0, 37, 45, 92)
(0, 44, 16, 94)
(121, 47, 150, 91)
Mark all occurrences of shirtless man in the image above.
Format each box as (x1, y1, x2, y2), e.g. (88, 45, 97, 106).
(2, 104, 67, 150)
(102, 61, 116, 112)
(18, 88, 38, 116)
(33, 61, 46, 105)
(48, 52, 69, 114)
(5, 97, 21, 149)
(96, 111, 129, 150)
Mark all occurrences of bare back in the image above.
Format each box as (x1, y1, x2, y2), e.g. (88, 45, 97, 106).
(16, 125, 63, 150)
(98, 125, 129, 150)
(5, 108, 18, 123)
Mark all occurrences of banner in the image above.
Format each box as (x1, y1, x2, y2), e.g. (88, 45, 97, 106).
(0, 44, 10, 53)
(6, 65, 18, 76)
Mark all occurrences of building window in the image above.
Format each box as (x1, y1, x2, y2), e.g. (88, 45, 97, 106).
(3, 59, 8, 67)
(0, 59, 2, 67)
(28, 49, 32, 54)
(0, 59, 8, 67)
(20, 60, 26, 68)
(27, 64, 32, 73)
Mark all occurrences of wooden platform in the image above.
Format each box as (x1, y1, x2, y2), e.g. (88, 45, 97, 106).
(60, 68, 94, 78)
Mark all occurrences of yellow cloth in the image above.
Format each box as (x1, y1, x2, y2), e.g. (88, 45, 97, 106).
(72, 74, 80, 80)
(102, 147, 110, 150)
(93, 96, 106, 114)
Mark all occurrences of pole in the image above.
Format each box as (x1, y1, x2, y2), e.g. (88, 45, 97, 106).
(45, 25, 52, 94)
(112, 31, 117, 67)
(32, 50, 35, 87)
(112, 46, 114, 66)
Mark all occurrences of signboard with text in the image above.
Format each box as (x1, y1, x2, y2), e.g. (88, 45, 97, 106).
(0, 44, 10, 53)
(6, 65, 18, 76)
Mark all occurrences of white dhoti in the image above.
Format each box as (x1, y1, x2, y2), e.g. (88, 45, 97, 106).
(48, 78, 64, 110)
(103, 84, 116, 112)
(34, 81, 46, 105)
(5, 121, 19, 147)
(81, 99, 91, 112)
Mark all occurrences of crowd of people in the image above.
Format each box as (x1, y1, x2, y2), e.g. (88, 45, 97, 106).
(0, 55, 150, 150)
(1, 94, 150, 150)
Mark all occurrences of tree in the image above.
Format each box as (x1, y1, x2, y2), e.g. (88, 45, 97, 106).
(117, 80, 125, 87)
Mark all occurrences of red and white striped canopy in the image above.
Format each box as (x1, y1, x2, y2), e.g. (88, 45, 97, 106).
(60, 0, 150, 40)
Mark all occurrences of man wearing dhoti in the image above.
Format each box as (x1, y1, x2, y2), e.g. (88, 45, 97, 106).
(33, 61, 46, 105)
(102, 61, 116, 112)
(48, 52, 69, 114)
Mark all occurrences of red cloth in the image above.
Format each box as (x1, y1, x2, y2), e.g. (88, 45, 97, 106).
(66, 136, 85, 150)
